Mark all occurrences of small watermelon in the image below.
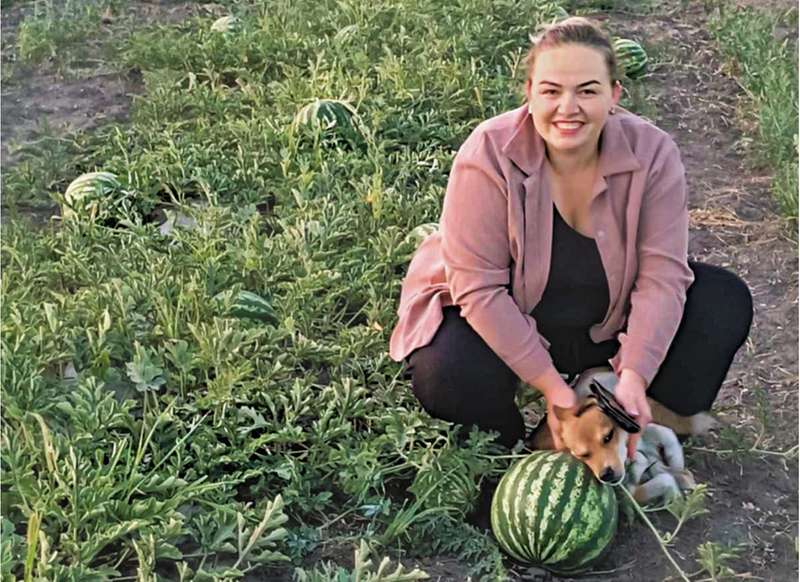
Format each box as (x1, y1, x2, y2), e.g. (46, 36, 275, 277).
(227, 290, 278, 325)
(292, 98, 361, 135)
(613, 38, 648, 79)
(491, 451, 618, 574)
(333, 24, 359, 44)
(398, 222, 438, 263)
(210, 15, 238, 33)
(409, 456, 480, 517)
(62, 171, 121, 221)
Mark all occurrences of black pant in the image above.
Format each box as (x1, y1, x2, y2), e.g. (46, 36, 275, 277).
(406, 262, 753, 448)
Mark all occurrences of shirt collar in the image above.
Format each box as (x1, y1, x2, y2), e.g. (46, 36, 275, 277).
(502, 104, 641, 177)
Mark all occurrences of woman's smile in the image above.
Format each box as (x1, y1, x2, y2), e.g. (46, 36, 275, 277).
(553, 121, 585, 135)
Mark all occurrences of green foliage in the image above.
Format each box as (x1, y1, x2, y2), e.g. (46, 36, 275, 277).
(663, 484, 710, 544)
(14, 0, 130, 68)
(408, 518, 509, 581)
(695, 541, 746, 581)
(294, 540, 429, 581)
(17, 9, 92, 64)
(4, 0, 731, 577)
(709, 5, 799, 221)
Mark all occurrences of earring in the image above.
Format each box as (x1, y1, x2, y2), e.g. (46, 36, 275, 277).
(609, 107, 616, 114)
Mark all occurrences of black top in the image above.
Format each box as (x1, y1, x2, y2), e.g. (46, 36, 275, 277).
(530, 205, 610, 341)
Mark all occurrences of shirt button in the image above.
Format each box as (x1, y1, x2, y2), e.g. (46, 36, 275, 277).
(597, 230, 605, 239)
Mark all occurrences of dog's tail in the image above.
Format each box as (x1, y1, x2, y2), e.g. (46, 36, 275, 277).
(649, 399, 718, 436)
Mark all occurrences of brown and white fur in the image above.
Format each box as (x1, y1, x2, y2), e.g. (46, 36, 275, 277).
(530, 366, 717, 503)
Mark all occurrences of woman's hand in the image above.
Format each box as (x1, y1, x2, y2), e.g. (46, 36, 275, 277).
(544, 385, 577, 450)
(614, 369, 652, 460)
(530, 367, 577, 451)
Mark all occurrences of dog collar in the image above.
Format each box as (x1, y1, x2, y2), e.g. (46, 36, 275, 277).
(589, 379, 641, 434)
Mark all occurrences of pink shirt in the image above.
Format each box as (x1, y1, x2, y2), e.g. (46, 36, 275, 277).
(389, 104, 694, 386)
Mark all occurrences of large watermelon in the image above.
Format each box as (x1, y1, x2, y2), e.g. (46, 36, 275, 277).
(491, 451, 618, 574)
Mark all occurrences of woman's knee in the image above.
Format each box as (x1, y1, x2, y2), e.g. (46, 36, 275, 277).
(406, 307, 520, 435)
(687, 262, 753, 346)
(410, 308, 517, 390)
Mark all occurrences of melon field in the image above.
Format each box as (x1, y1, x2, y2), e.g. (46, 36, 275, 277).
(1, 0, 797, 580)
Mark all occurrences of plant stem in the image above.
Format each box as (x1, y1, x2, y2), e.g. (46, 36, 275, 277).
(617, 485, 691, 582)
(688, 444, 798, 458)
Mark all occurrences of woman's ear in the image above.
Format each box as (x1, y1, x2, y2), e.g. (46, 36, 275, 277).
(611, 79, 623, 106)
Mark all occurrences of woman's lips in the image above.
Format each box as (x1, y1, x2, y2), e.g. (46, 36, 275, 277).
(553, 121, 585, 135)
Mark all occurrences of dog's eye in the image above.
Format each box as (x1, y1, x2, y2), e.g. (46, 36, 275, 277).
(603, 430, 614, 444)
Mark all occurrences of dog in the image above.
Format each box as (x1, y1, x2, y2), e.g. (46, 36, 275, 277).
(529, 366, 716, 503)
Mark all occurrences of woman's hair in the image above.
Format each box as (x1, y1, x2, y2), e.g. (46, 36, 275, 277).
(524, 16, 619, 85)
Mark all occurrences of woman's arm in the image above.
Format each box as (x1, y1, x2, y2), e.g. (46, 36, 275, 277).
(439, 132, 564, 390)
(610, 137, 695, 387)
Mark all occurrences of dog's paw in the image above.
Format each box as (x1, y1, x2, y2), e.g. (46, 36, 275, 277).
(633, 473, 682, 505)
(690, 412, 718, 435)
(671, 468, 697, 492)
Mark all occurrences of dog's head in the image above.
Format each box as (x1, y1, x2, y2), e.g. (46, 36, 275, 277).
(553, 396, 629, 483)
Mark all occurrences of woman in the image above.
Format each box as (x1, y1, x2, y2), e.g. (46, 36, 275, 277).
(389, 17, 753, 459)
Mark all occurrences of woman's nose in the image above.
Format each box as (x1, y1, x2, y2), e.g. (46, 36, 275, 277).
(558, 93, 579, 114)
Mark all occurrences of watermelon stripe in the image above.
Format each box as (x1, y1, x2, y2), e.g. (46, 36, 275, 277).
(502, 453, 553, 561)
(558, 495, 603, 568)
(531, 457, 573, 559)
(522, 455, 563, 561)
(491, 455, 535, 562)
(539, 465, 594, 564)
(539, 459, 586, 561)
(548, 484, 614, 567)
(501, 453, 554, 561)
(574, 489, 618, 565)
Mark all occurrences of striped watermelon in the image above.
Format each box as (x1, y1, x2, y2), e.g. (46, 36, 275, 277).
(398, 222, 438, 263)
(491, 451, 618, 574)
(613, 38, 648, 79)
(62, 171, 121, 221)
(409, 458, 479, 517)
(292, 99, 361, 135)
(210, 15, 238, 33)
(228, 290, 278, 324)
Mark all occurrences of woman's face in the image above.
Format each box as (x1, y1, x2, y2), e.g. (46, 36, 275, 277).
(525, 43, 621, 159)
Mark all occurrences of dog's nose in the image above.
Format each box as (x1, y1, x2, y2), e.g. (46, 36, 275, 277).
(599, 468, 617, 483)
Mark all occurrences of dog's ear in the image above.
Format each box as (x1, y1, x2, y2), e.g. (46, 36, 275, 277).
(553, 395, 597, 422)
(553, 404, 574, 422)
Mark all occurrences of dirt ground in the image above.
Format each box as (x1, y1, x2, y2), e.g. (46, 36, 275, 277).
(1, 0, 797, 580)
(0, 1, 223, 170)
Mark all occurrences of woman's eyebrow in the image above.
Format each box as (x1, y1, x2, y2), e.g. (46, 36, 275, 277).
(538, 80, 601, 88)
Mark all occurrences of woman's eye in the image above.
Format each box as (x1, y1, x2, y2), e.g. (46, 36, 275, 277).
(603, 431, 614, 444)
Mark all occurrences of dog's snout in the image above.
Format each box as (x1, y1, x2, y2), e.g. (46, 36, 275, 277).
(599, 467, 617, 483)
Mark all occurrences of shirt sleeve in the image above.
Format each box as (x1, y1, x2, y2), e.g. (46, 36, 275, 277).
(610, 138, 695, 385)
(440, 134, 554, 385)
